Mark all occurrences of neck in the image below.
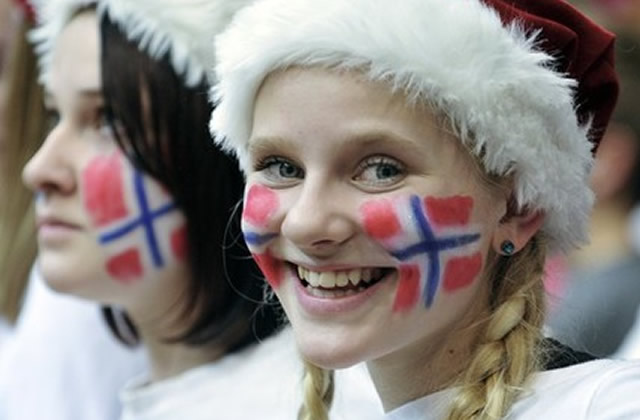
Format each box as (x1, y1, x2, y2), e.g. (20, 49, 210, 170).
(367, 300, 488, 412)
(139, 330, 225, 382)
(123, 269, 226, 383)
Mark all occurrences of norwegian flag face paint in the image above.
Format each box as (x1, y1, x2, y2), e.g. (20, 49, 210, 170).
(81, 151, 187, 283)
(361, 194, 483, 313)
(241, 184, 283, 288)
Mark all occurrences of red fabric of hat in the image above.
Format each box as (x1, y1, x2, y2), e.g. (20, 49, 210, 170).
(485, 0, 618, 153)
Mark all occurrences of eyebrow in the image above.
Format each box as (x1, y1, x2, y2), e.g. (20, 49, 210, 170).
(248, 135, 300, 158)
(250, 129, 427, 155)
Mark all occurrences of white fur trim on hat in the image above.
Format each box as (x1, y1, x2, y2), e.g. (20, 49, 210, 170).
(30, 0, 255, 88)
(98, 0, 254, 87)
(209, 0, 595, 252)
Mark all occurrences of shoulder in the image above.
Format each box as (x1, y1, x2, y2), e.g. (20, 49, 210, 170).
(511, 359, 640, 420)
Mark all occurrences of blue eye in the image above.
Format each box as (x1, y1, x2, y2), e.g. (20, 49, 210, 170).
(354, 155, 405, 187)
(255, 156, 304, 181)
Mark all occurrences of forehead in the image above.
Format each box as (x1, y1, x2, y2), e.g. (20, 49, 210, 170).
(48, 10, 100, 98)
(252, 67, 452, 156)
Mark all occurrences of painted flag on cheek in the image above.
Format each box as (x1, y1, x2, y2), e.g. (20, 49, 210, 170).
(361, 195, 483, 312)
(241, 184, 283, 288)
(82, 152, 186, 283)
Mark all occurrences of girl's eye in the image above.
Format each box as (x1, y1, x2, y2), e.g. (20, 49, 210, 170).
(44, 108, 60, 133)
(255, 156, 304, 181)
(354, 155, 405, 187)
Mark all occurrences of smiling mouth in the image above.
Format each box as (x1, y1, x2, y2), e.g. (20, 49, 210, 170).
(293, 265, 395, 298)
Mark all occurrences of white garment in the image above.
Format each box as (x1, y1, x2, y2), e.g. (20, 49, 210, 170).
(0, 266, 148, 420)
(386, 359, 640, 420)
(120, 327, 384, 420)
(616, 307, 640, 360)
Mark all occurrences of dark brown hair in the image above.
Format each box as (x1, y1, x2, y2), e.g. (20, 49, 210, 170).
(99, 13, 281, 349)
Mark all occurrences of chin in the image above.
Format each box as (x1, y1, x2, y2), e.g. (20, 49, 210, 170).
(37, 256, 94, 297)
(294, 326, 372, 370)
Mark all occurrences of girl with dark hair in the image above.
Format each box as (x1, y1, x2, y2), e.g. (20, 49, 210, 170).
(209, 0, 640, 419)
(21, 1, 381, 418)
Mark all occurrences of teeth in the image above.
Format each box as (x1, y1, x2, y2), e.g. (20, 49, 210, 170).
(307, 271, 321, 287)
(297, 266, 386, 289)
(348, 269, 361, 286)
(319, 272, 337, 288)
(336, 272, 349, 287)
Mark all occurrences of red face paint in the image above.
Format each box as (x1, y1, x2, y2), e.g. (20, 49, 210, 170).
(252, 251, 283, 289)
(425, 196, 474, 227)
(243, 184, 279, 227)
(361, 199, 402, 240)
(443, 252, 483, 292)
(393, 264, 421, 313)
(170, 225, 188, 261)
(106, 248, 143, 283)
(83, 152, 129, 227)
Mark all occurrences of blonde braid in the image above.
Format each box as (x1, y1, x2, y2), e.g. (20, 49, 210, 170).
(446, 235, 546, 420)
(298, 360, 334, 420)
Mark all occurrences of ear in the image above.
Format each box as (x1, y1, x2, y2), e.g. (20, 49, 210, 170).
(492, 208, 545, 255)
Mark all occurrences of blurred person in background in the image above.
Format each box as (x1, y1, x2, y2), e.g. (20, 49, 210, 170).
(546, 1, 640, 358)
(0, 1, 148, 419)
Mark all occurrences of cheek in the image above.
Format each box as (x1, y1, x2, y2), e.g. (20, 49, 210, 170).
(359, 194, 484, 313)
(252, 250, 284, 289)
(83, 152, 129, 226)
(81, 152, 186, 284)
(243, 184, 280, 227)
(242, 184, 281, 246)
(242, 183, 285, 288)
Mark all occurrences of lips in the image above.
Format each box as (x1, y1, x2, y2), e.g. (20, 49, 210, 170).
(37, 216, 83, 230)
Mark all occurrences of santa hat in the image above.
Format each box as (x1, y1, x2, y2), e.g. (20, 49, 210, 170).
(29, 0, 254, 88)
(209, 0, 618, 252)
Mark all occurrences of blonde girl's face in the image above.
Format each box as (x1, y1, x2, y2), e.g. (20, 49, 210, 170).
(22, 11, 189, 317)
(243, 67, 520, 368)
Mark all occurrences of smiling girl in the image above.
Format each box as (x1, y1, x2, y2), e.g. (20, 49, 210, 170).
(209, 0, 640, 419)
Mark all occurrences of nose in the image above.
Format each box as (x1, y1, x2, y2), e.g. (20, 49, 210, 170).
(22, 123, 76, 196)
(280, 177, 356, 256)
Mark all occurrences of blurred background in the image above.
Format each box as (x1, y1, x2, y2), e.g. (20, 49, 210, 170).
(544, 0, 640, 360)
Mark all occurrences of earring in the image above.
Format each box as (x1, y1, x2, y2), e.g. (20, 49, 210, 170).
(500, 240, 516, 256)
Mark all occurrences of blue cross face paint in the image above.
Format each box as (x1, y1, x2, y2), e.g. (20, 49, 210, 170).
(82, 151, 187, 283)
(360, 194, 483, 313)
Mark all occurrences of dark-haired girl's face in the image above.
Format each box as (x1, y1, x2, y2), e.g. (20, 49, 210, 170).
(22, 11, 188, 320)
(243, 67, 518, 371)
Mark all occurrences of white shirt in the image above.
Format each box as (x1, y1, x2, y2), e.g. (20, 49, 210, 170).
(0, 266, 148, 420)
(616, 307, 640, 360)
(120, 328, 384, 420)
(386, 359, 640, 420)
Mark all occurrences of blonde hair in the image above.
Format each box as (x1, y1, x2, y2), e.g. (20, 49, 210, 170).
(298, 360, 334, 420)
(0, 17, 46, 323)
(298, 236, 546, 420)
